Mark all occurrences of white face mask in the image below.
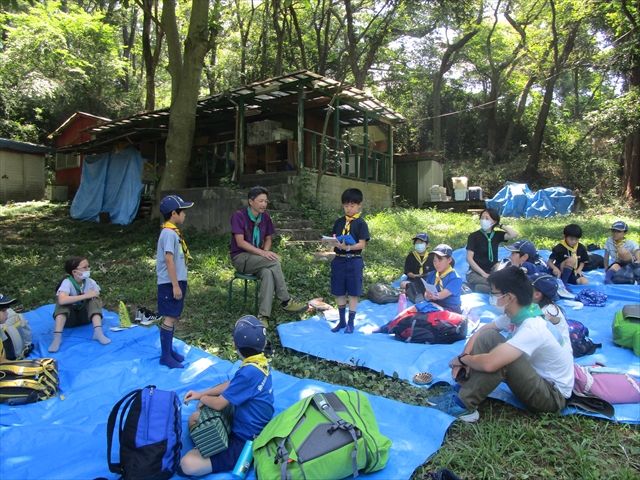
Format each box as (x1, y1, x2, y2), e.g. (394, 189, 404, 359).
(480, 219, 494, 232)
(489, 293, 508, 315)
(78, 270, 91, 280)
(414, 243, 427, 254)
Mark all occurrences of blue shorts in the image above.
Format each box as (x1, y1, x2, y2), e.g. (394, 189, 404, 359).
(330, 256, 364, 297)
(209, 434, 246, 473)
(157, 281, 187, 317)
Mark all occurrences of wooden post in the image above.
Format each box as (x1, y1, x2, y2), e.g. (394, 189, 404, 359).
(364, 111, 369, 183)
(297, 82, 304, 169)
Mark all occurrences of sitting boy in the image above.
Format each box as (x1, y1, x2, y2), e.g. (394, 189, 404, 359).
(422, 244, 463, 313)
(504, 240, 548, 275)
(180, 315, 274, 476)
(604, 221, 640, 284)
(401, 232, 434, 303)
(427, 266, 574, 422)
(547, 224, 590, 288)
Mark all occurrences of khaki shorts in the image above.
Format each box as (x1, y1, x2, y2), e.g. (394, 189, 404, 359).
(53, 297, 103, 328)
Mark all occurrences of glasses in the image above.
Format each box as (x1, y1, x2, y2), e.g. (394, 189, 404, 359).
(76, 265, 91, 271)
(490, 291, 507, 298)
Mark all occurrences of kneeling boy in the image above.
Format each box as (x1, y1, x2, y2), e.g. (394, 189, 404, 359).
(180, 316, 274, 476)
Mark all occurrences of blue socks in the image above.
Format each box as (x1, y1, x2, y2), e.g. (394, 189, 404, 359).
(159, 324, 184, 369)
(560, 267, 573, 290)
(345, 311, 356, 334)
(604, 269, 616, 284)
(331, 306, 347, 332)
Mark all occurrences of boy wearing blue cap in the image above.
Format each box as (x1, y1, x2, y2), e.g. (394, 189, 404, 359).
(529, 273, 570, 346)
(180, 315, 274, 476)
(505, 240, 548, 275)
(604, 221, 640, 284)
(401, 232, 434, 303)
(156, 194, 194, 369)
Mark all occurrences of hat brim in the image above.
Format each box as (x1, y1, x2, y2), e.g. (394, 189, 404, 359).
(0, 297, 18, 307)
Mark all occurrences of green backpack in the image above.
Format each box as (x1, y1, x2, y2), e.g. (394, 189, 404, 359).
(253, 390, 391, 480)
(612, 304, 640, 357)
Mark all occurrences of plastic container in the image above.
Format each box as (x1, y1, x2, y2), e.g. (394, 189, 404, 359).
(454, 188, 467, 201)
(398, 293, 407, 313)
(468, 186, 483, 200)
(232, 440, 254, 479)
(452, 176, 468, 189)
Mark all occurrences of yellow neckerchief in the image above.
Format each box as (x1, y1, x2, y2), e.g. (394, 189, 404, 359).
(435, 266, 454, 291)
(412, 250, 429, 274)
(341, 213, 360, 236)
(162, 222, 192, 264)
(613, 238, 625, 259)
(561, 240, 578, 272)
(240, 352, 270, 376)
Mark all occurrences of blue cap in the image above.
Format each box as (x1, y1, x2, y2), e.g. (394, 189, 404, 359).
(234, 315, 267, 351)
(159, 195, 194, 215)
(611, 221, 628, 232)
(413, 232, 430, 243)
(432, 244, 453, 257)
(0, 293, 17, 308)
(528, 273, 559, 301)
(505, 240, 539, 262)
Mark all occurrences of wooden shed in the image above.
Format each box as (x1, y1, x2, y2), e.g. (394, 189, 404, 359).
(393, 152, 445, 207)
(0, 138, 52, 203)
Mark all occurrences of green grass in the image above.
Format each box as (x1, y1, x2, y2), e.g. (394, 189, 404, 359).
(1, 201, 639, 479)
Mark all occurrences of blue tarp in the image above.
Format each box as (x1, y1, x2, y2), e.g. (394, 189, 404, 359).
(485, 183, 575, 218)
(0, 305, 454, 480)
(279, 247, 640, 424)
(70, 146, 145, 225)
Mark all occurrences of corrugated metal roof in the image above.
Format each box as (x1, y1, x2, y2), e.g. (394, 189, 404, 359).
(0, 138, 53, 154)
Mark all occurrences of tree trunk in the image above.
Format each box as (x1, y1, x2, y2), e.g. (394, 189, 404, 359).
(501, 75, 534, 157)
(623, 64, 640, 199)
(141, 0, 163, 112)
(158, 0, 216, 195)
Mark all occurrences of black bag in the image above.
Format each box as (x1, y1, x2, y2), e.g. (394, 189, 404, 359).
(612, 263, 640, 285)
(583, 254, 604, 271)
(567, 319, 602, 358)
(368, 283, 400, 304)
(385, 310, 468, 344)
(0, 358, 59, 405)
(107, 386, 182, 480)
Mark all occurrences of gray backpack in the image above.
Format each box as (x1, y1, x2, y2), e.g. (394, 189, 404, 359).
(1, 309, 34, 360)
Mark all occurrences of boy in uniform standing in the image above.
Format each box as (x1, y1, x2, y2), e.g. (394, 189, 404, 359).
(328, 189, 370, 334)
(157, 195, 193, 369)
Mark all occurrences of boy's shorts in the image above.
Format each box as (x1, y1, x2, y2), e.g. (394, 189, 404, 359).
(330, 256, 364, 297)
(209, 433, 245, 473)
(52, 297, 103, 327)
(157, 281, 187, 318)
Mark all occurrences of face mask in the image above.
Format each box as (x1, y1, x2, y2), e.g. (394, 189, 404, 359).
(414, 244, 427, 254)
(480, 219, 494, 231)
(490, 293, 508, 315)
(78, 270, 91, 280)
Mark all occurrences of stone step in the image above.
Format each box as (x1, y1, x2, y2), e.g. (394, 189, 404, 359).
(275, 228, 322, 241)
(274, 218, 316, 229)
(270, 209, 302, 219)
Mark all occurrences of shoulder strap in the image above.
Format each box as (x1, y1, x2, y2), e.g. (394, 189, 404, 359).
(107, 388, 144, 474)
(312, 393, 360, 478)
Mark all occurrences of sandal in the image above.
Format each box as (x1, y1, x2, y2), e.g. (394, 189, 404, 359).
(413, 372, 434, 385)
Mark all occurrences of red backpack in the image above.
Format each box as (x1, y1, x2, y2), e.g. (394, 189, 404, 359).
(383, 310, 468, 344)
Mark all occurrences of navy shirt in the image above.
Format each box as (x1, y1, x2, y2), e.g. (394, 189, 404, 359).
(331, 216, 370, 254)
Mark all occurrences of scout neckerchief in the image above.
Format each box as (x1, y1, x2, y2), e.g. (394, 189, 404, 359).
(481, 229, 496, 263)
(341, 213, 360, 236)
(240, 352, 270, 376)
(561, 239, 578, 272)
(68, 275, 86, 311)
(434, 265, 454, 291)
(162, 222, 192, 264)
(247, 207, 262, 248)
(506, 303, 544, 339)
(613, 238, 625, 259)
(412, 251, 429, 275)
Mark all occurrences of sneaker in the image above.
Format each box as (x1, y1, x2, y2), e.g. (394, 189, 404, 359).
(134, 308, 144, 322)
(281, 299, 308, 314)
(258, 315, 270, 328)
(141, 309, 161, 326)
(428, 393, 479, 423)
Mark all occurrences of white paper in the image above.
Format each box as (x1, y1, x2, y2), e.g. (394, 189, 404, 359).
(323, 309, 340, 321)
(322, 235, 339, 243)
(421, 278, 439, 298)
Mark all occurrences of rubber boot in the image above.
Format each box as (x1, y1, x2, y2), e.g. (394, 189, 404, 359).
(345, 311, 356, 334)
(560, 267, 574, 292)
(604, 269, 616, 285)
(331, 306, 347, 332)
(159, 324, 184, 369)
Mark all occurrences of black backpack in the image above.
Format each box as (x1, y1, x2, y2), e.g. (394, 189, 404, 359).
(384, 310, 468, 344)
(107, 386, 182, 480)
(367, 283, 400, 304)
(567, 319, 602, 358)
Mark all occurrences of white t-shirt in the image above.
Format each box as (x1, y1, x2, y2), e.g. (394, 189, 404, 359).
(541, 303, 571, 347)
(56, 277, 100, 297)
(604, 237, 640, 264)
(494, 314, 574, 398)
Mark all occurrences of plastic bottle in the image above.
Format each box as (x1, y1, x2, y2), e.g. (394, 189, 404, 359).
(398, 293, 407, 313)
(232, 440, 254, 479)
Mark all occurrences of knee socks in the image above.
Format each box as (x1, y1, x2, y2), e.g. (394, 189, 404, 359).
(159, 323, 184, 369)
(345, 311, 356, 334)
(93, 325, 111, 345)
(48, 331, 63, 353)
(560, 267, 574, 289)
(331, 305, 347, 332)
(604, 269, 616, 284)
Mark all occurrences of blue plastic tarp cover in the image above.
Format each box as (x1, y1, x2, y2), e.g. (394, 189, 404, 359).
(485, 182, 574, 218)
(278, 247, 640, 424)
(0, 305, 454, 480)
(70, 146, 145, 225)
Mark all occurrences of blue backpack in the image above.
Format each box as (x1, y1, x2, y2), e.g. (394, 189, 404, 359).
(567, 320, 602, 358)
(107, 386, 182, 480)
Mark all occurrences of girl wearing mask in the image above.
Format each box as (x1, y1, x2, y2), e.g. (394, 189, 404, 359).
(465, 208, 518, 294)
(401, 232, 434, 303)
(48, 257, 111, 352)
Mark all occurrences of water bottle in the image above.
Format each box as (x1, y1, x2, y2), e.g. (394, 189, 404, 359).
(398, 293, 407, 313)
(232, 440, 254, 479)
